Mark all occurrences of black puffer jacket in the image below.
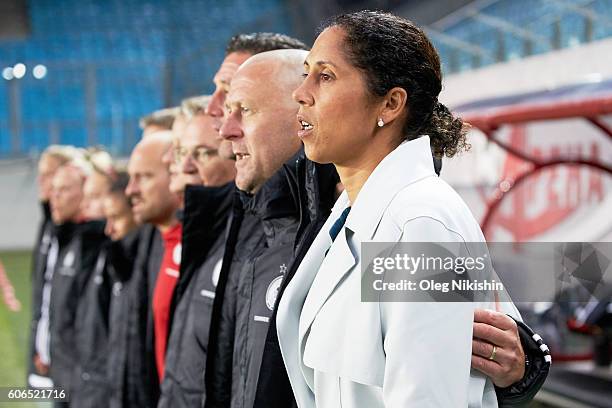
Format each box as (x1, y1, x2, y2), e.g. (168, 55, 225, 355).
(158, 183, 234, 408)
(203, 210, 264, 407)
(48, 220, 106, 397)
(71, 235, 113, 407)
(204, 158, 302, 408)
(126, 224, 163, 408)
(106, 227, 147, 408)
(253, 155, 338, 408)
(28, 202, 54, 384)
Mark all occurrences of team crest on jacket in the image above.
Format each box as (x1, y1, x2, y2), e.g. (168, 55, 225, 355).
(266, 275, 283, 311)
(212, 258, 223, 287)
(63, 250, 75, 267)
(173, 243, 182, 266)
(41, 232, 51, 254)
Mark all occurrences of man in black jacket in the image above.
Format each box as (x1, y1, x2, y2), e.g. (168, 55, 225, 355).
(121, 130, 181, 408)
(205, 49, 308, 408)
(46, 162, 107, 405)
(28, 145, 76, 389)
(158, 98, 237, 408)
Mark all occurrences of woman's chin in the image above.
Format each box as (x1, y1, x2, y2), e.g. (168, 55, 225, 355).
(303, 144, 328, 164)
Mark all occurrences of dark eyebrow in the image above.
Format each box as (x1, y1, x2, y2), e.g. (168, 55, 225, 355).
(315, 60, 337, 68)
(304, 60, 337, 68)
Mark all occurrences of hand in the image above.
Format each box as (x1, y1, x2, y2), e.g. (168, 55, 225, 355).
(471, 309, 525, 388)
(33, 353, 49, 376)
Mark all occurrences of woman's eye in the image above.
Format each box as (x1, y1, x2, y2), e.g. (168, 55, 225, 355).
(301, 73, 308, 78)
(241, 106, 250, 114)
(320, 73, 332, 82)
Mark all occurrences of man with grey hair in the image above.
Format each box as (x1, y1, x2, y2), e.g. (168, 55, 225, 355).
(158, 95, 236, 407)
(139, 107, 180, 138)
(28, 145, 78, 389)
(45, 160, 108, 405)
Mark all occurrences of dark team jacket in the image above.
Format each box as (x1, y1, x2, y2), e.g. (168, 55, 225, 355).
(106, 226, 150, 408)
(204, 163, 303, 408)
(158, 183, 234, 408)
(124, 223, 163, 408)
(71, 234, 113, 408)
(28, 201, 54, 383)
(48, 220, 107, 396)
(253, 155, 338, 408)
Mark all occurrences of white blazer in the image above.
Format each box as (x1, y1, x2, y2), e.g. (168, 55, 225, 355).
(277, 136, 520, 407)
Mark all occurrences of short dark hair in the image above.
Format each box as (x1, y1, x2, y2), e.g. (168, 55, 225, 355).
(226, 32, 309, 55)
(110, 171, 130, 196)
(323, 11, 469, 158)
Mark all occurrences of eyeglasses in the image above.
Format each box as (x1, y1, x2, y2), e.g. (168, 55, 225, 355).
(173, 146, 218, 165)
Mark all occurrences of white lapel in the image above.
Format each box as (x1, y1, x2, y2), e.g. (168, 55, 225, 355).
(277, 137, 437, 402)
(298, 137, 437, 340)
(345, 136, 436, 240)
(298, 221, 357, 347)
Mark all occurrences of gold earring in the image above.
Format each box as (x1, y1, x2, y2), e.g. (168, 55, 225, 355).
(377, 118, 384, 127)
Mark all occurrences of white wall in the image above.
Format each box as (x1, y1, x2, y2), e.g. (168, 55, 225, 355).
(0, 158, 41, 250)
(438, 38, 612, 242)
(441, 37, 612, 108)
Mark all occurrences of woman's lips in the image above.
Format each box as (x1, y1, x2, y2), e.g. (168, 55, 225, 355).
(297, 117, 314, 139)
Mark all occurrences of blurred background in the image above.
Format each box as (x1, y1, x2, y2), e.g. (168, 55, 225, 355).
(0, 0, 611, 407)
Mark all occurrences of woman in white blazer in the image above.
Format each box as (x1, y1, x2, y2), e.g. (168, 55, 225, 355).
(277, 11, 521, 407)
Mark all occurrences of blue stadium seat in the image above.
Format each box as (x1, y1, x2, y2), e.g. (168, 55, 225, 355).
(0, 0, 295, 156)
(1, 0, 609, 157)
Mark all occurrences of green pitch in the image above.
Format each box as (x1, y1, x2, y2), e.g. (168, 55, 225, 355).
(0, 251, 32, 388)
(0, 250, 44, 408)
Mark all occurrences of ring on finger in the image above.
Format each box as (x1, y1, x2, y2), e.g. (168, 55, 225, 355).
(488, 345, 497, 361)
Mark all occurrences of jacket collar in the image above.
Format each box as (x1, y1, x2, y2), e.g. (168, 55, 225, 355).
(240, 154, 301, 245)
(41, 201, 51, 222)
(287, 136, 436, 362)
(344, 136, 436, 240)
(182, 182, 234, 236)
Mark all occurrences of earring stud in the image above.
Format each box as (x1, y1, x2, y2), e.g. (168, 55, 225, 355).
(377, 118, 384, 127)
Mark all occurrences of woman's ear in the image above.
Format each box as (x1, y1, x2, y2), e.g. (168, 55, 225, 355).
(379, 87, 408, 125)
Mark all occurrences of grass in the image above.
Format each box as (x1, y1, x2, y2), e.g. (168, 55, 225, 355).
(0, 250, 49, 407)
(0, 251, 32, 388)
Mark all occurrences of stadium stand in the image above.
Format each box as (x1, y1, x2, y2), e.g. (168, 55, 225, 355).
(1, 0, 611, 157)
(0, 0, 292, 157)
(430, 0, 612, 72)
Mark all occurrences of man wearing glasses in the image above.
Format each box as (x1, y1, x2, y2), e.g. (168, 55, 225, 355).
(158, 97, 237, 408)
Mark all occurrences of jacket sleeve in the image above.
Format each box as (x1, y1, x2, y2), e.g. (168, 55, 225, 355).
(495, 320, 551, 407)
(381, 217, 491, 407)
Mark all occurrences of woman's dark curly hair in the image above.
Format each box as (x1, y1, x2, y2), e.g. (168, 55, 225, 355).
(322, 10, 469, 158)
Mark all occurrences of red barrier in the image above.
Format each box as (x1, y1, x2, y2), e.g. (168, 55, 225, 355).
(0, 260, 22, 312)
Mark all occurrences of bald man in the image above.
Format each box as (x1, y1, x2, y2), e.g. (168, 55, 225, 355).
(127, 132, 181, 377)
(205, 49, 310, 408)
(126, 131, 180, 230)
(107, 132, 182, 407)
